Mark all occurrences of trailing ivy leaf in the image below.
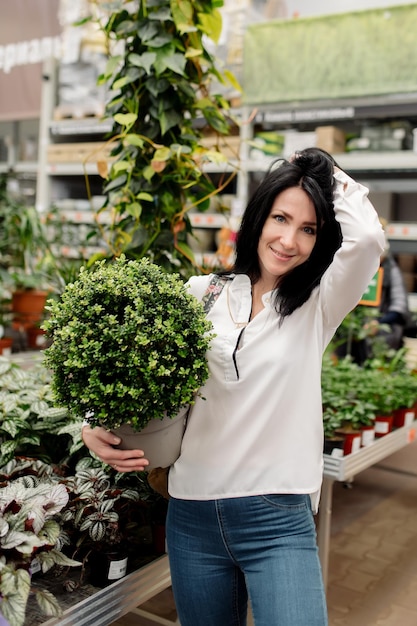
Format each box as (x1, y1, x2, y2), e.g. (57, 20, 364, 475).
(147, 32, 173, 48)
(114, 19, 138, 36)
(126, 202, 142, 220)
(137, 192, 154, 202)
(185, 47, 202, 58)
(137, 20, 159, 43)
(124, 134, 145, 148)
(143, 165, 156, 182)
(198, 9, 223, 43)
(171, 0, 194, 30)
(202, 108, 230, 134)
(114, 113, 138, 128)
(112, 161, 132, 174)
(146, 76, 170, 97)
(154, 46, 186, 76)
(103, 174, 128, 193)
(224, 68, 242, 93)
(153, 147, 171, 162)
(159, 109, 183, 135)
(113, 68, 142, 90)
(100, 55, 123, 82)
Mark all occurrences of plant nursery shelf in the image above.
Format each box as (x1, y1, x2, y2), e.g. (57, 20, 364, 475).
(38, 555, 173, 626)
(58, 210, 228, 229)
(323, 420, 416, 481)
(319, 420, 417, 590)
(49, 118, 114, 137)
(34, 425, 415, 625)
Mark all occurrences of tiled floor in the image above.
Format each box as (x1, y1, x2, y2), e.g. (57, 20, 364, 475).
(111, 462, 417, 626)
(326, 464, 417, 626)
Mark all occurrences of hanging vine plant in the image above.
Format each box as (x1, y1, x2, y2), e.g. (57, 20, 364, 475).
(86, 0, 240, 276)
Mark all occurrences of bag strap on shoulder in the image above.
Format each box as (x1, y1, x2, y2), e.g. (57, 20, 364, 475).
(202, 275, 230, 314)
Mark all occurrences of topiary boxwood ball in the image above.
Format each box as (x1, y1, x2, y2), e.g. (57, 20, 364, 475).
(43, 256, 214, 432)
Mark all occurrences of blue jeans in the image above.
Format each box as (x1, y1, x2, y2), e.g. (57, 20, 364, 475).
(166, 494, 327, 626)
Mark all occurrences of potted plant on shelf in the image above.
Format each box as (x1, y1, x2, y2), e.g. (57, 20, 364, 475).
(322, 405, 344, 456)
(43, 256, 214, 469)
(390, 373, 417, 428)
(365, 370, 396, 437)
(0, 294, 13, 355)
(58, 459, 151, 588)
(321, 355, 377, 454)
(0, 174, 54, 331)
(361, 340, 417, 429)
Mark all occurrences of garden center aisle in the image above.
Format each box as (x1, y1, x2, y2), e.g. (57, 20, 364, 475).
(12, 351, 417, 625)
(111, 465, 417, 626)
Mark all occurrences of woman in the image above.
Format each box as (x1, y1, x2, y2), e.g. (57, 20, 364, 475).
(82, 148, 384, 625)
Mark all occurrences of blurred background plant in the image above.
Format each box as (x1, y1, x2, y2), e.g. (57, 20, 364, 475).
(83, 0, 240, 277)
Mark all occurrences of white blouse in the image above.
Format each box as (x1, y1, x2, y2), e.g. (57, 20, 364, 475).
(168, 171, 385, 512)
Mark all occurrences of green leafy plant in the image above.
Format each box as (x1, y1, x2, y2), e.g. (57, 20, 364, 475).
(322, 348, 417, 437)
(0, 456, 154, 626)
(330, 305, 384, 354)
(0, 174, 52, 292)
(0, 357, 84, 467)
(363, 340, 410, 375)
(59, 462, 145, 559)
(85, 0, 239, 275)
(362, 354, 417, 416)
(390, 372, 417, 410)
(321, 356, 377, 434)
(0, 467, 81, 626)
(322, 405, 344, 440)
(43, 256, 214, 431)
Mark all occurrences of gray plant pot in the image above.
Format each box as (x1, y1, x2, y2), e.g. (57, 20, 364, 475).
(111, 406, 188, 470)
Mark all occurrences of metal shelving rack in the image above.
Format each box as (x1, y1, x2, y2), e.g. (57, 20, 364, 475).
(31, 64, 417, 268)
(42, 555, 175, 626)
(318, 421, 417, 588)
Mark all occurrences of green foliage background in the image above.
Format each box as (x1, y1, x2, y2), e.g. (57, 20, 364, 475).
(243, 5, 417, 104)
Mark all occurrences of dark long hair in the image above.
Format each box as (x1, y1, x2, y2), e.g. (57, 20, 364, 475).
(231, 147, 343, 321)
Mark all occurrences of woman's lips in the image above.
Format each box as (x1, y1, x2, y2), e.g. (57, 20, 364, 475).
(270, 246, 293, 261)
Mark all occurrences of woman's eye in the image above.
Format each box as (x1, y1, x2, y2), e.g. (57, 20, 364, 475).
(303, 226, 316, 235)
(274, 215, 285, 223)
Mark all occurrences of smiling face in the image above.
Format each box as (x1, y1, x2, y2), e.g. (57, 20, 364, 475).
(257, 186, 317, 289)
